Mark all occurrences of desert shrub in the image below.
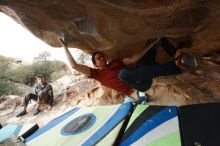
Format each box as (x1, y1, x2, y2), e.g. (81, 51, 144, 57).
(10, 60, 67, 86)
(9, 65, 34, 85)
(0, 55, 11, 79)
(0, 80, 22, 96)
(0, 56, 18, 96)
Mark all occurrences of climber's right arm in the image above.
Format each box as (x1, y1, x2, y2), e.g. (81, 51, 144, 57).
(58, 39, 91, 76)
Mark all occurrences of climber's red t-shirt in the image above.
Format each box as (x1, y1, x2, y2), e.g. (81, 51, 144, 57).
(89, 59, 133, 95)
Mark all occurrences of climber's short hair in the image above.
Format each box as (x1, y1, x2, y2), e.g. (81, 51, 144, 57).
(91, 51, 102, 65)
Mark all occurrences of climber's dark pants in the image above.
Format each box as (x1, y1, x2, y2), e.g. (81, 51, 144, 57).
(119, 37, 181, 92)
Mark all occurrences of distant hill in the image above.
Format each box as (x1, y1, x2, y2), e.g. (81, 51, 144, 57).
(0, 55, 30, 68)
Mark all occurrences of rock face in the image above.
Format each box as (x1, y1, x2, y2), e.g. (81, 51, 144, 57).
(1, 0, 220, 58)
(148, 60, 220, 106)
(0, 0, 220, 110)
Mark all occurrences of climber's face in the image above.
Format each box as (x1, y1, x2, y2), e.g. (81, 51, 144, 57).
(94, 53, 107, 69)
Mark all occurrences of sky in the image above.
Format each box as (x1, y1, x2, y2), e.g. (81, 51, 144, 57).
(0, 12, 80, 64)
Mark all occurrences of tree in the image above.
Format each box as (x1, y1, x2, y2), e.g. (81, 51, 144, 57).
(77, 52, 91, 64)
(33, 51, 51, 62)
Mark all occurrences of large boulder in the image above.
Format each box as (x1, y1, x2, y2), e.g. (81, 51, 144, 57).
(0, 0, 220, 109)
(148, 60, 220, 105)
(0, 0, 220, 58)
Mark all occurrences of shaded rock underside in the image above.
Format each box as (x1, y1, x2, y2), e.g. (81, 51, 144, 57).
(1, 0, 220, 58)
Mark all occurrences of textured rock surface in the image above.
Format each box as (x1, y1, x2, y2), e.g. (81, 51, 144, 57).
(1, 0, 220, 58)
(148, 60, 220, 106)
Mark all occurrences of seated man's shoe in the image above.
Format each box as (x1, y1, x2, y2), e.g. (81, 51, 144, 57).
(16, 110, 27, 117)
(32, 108, 41, 116)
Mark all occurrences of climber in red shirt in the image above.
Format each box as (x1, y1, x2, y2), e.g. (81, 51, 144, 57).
(58, 37, 197, 95)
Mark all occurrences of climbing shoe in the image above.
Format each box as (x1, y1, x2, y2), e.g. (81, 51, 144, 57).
(175, 52, 197, 69)
(181, 53, 197, 69)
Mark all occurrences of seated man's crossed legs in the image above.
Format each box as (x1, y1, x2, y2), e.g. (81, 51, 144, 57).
(17, 92, 49, 117)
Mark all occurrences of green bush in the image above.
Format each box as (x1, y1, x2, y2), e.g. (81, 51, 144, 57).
(0, 56, 22, 96)
(0, 80, 22, 96)
(10, 60, 67, 86)
(9, 65, 34, 85)
(0, 55, 11, 79)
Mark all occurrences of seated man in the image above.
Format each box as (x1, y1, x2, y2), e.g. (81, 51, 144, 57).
(58, 37, 196, 96)
(16, 75, 53, 117)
